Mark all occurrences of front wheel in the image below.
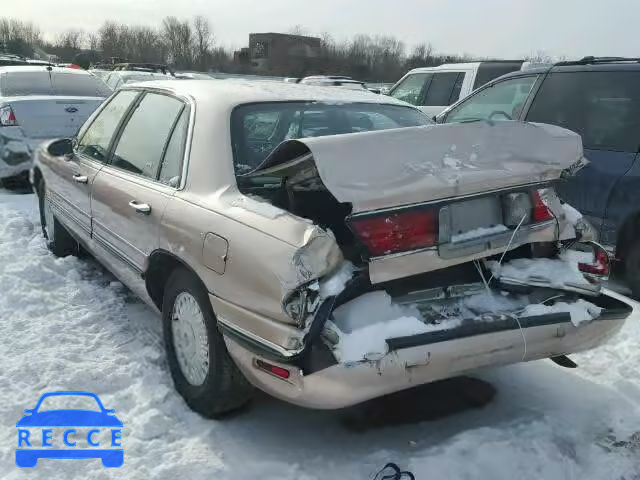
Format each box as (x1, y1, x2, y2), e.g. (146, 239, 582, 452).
(37, 179, 77, 257)
(162, 268, 253, 417)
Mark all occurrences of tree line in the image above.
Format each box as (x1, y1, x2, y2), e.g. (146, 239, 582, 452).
(1, 16, 544, 82)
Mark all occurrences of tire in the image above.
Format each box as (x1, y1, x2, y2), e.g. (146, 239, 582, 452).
(37, 179, 77, 257)
(625, 240, 640, 298)
(162, 268, 253, 417)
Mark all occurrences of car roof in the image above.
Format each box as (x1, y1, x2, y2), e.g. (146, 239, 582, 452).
(407, 60, 524, 74)
(123, 79, 413, 108)
(0, 65, 91, 75)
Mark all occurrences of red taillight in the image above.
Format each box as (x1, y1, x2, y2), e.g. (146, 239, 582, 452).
(255, 359, 290, 379)
(531, 190, 554, 222)
(350, 209, 438, 257)
(0, 105, 18, 126)
(579, 248, 610, 277)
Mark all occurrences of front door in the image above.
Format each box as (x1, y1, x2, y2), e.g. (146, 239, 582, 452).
(90, 91, 189, 274)
(42, 90, 139, 240)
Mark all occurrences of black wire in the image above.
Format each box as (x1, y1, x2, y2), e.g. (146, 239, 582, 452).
(372, 463, 416, 480)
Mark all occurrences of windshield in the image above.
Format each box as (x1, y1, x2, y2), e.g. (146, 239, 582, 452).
(231, 101, 431, 174)
(0, 71, 111, 97)
(37, 395, 102, 412)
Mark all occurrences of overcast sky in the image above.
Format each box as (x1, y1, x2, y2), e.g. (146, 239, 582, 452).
(5, 0, 637, 59)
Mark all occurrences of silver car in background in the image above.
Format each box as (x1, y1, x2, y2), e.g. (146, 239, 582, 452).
(0, 66, 110, 183)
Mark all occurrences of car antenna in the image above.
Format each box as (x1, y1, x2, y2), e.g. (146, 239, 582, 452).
(46, 64, 53, 83)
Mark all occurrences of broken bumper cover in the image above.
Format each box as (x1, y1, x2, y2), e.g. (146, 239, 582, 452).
(223, 291, 631, 409)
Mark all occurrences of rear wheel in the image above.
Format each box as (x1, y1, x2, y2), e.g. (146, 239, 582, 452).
(37, 179, 77, 257)
(162, 268, 252, 417)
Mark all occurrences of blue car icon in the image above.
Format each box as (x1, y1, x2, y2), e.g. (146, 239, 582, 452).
(16, 391, 123, 468)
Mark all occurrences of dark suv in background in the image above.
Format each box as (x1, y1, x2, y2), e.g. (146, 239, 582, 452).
(438, 57, 640, 295)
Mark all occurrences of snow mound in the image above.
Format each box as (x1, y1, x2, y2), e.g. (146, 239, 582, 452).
(522, 299, 602, 326)
(487, 256, 590, 287)
(319, 261, 355, 298)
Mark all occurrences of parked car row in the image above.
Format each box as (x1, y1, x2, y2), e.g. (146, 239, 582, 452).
(30, 78, 631, 417)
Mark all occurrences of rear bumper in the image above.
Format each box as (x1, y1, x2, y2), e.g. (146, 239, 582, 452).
(223, 292, 632, 409)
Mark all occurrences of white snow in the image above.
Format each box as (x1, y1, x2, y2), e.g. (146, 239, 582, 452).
(522, 299, 603, 326)
(562, 202, 583, 225)
(451, 224, 508, 243)
(318, 261, 355, 298)
(488, 256, 591, 287)
(1, 190, 639, 479)
(333, 316, 431, 363)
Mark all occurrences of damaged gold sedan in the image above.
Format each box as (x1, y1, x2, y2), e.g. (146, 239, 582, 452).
(33, 80, 632, 417)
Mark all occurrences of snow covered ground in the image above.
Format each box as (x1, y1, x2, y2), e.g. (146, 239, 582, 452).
(1, 190, 639, 479)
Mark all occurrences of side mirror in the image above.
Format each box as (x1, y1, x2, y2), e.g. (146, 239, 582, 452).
(47, 138, 74, 158)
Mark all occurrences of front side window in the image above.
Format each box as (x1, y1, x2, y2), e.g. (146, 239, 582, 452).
(76, 90, 139, 162)
(389, 73, 432, 105)
(232, 102, 431, 173)
(423, 72, 463, 106)
(526, 71, 640, 152)
(446, 76, 538, 123)
(111, 93, 184, 178)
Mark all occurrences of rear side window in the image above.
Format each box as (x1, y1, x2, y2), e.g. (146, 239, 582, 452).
(473, 62, 523, 90)
(111, 93, 184, 178)
(390, 73, 432, 105)
(423, 72, 463, 106)
(158, 109, 189, 187)
(0, 72, 52, 96)
(51, 73, 111, 97)
(77, 90, 138, 162)
(526, 71, 640, 152)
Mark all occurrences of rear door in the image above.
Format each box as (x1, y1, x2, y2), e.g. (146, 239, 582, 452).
(524, 70, 640, 232)
(91, 91, 189, 273)
(42, 90, 139, 240)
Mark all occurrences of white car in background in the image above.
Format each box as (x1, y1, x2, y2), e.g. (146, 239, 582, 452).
(0, 66, 110, 185)
(297, 75, 369, 90)
(389, 61, 530, 116)
(103, 71, 175, 91)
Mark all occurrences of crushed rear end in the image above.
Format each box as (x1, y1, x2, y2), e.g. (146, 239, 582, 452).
(222, 121, 633, 409)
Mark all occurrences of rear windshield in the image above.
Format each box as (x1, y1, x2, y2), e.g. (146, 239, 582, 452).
(231, 102, 431, 174)
(0, 71, 111, 97)
(526, 71, 640, 152)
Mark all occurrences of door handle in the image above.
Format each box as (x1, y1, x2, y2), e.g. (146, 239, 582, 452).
(72, 174, 88, 184)
(128, 200, 152, 215)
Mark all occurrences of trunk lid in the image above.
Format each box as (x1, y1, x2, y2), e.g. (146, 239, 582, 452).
(7, 96, 104, 140)
(248, 121, 585, 213)
(248, 121, 586, 284)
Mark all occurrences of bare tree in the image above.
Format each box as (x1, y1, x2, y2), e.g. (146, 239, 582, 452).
(161, 16, 194, 69)
(192, 15, 213, 71)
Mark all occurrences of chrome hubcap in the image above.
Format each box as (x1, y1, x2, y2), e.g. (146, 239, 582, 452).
(43, 192, 55, 242)
(171, 292, 209, 386)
